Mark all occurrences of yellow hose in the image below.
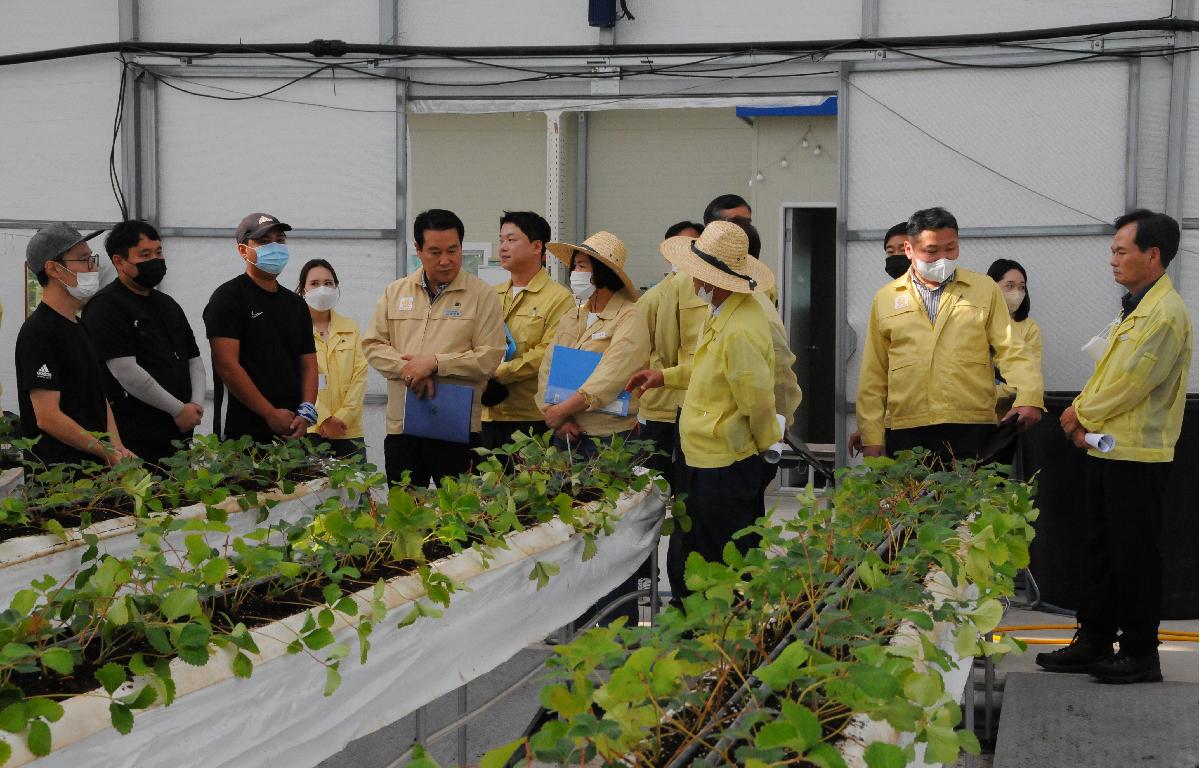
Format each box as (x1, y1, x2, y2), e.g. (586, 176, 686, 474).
(991, 624, 1198, 644)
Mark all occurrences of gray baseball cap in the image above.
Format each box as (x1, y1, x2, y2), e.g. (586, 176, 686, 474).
(25, 223, 104, 275)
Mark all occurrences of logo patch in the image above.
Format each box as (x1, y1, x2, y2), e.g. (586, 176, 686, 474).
(398, 297, 414, 311)
(35, 364, 52, 380)
(258, 215, 272, 225)
(894, 294, 910, 309)
(250, 310, 264, 319)
(444, 308, 463, 318)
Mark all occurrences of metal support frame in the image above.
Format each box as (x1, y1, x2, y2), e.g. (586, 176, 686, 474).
(118, 0, 141, 219)
(545, 110, 568, 281)
(1125, 57, 1141, 214)
(847, 223, 1114, 241)
(395, 76, 409, 278)
(1164, 30, 1194, 284)
(575, 111, 589, 245)
(834, 62, 850, 469)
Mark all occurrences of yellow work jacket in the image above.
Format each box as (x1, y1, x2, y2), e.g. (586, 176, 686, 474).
(677, 293, 779, 468)
(536, 292, 651, 437)
(638, 271, 708, 422)
(754, 293, 804, 429)
(1074, 275, 1192, 462)
(482, 269, 574, 423)
(308, 311, 368, 439)
(996, 317, 1043, 419)
(363, 268, 505, 435)
(856, 267, 1044, 446)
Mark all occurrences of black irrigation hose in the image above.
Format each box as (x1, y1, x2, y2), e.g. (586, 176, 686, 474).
(0, 18, 1195, 67)
(664, 530, 902, 768)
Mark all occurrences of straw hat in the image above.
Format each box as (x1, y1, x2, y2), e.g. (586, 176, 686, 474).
(660, 220, 775, 294)
(546, 231, 639, 299)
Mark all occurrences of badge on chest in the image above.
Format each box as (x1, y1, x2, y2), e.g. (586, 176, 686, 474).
(398, 296, 414, 312)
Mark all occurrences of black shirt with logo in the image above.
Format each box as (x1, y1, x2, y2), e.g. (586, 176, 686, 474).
(14, 303, 109, 466)
(202, 274, 315, 441)
(80, 279, 200, 447)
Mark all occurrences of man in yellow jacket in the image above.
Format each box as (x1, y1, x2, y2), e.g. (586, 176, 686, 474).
(1037, 210, 1192, 685)
(630, 222, 779, 604)
(363, 209, 505, 488)
(481, 211, 574, 451)
(855, 207, 1043, 465)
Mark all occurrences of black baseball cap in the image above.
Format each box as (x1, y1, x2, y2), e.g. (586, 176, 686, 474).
(235, 212, 292, 243)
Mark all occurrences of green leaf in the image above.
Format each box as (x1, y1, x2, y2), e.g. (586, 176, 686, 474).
(903, 670, 944, 707)
(108, 595, 130, 626)
(96, 662, 126, 694)
(303, 628, 335, 651)
(779, 700, 821, 751)
(480, 738, 524, 768)
(958, 728, 981, 754)
(0, 644, 34, 662)
(25, 720, 50, 757)
(160, 588, 199, 621)
(9, 590, 36, 616)
(924, 724, 961, 764)
(323, 666, 341, 696)
(232, 652, 254, 679)
(109, 702, 134, 735)
(968, 598, 1004, 634)
(864, 742, 906, 768)
(754, 721, 799, 750)
(201, 557, 229, 584)
(26, 699, 63, 724)
(41, 648, 74, 675)
(528, 560, 560, 589)
(0, 704, 27, 733)
(0, 738, 12, 765)
(849, 665, 900, 699)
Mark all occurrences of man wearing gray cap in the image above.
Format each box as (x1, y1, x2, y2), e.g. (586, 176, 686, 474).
(15, 223, 134, 468)
(202, 213, 317, 444)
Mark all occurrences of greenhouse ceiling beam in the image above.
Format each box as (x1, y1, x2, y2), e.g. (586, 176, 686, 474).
(156, 227, 397, 239)
(0, 18, 1195, 67)
(847, 224, 1115, 241)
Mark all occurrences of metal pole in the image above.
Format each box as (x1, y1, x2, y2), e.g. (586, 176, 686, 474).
(413, 705, 427, 746)
(962, 671, 976, 768)
(649, 539, 661, 626)
(575, 111, 588, 244)
(983, 654, 995, 742)
(456, 685, 468, 766)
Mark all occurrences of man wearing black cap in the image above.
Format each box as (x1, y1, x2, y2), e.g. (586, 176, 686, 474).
(202, 213, 317, 444)
(15, 223, 134, 468)
(82, 221, 205, 468)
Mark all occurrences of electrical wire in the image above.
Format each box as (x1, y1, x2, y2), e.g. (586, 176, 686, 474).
(108, 57, 129, 221)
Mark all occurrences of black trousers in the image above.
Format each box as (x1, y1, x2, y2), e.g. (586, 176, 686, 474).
(317, 438, 367, 462)
(633, 419, 679, 494)
(125, 436, 189, 471)
(1076, 456, 1170, 655)
(384, 433, 480, 489)
(886, 423, 993, 466)
(667, 454, 767, 604)
(480, 420, 548, 450)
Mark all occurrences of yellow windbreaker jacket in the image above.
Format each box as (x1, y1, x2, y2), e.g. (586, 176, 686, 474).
(536, 291, 651, 437)
(482, 269, 575, 423)
(638, 271, 708, 422)
(362, 268, 505, 435)
(1074, 275, 1192, 462)
(677, 293, 779, 468)
(856, 267, 1044, 446)
(996, 317, 1044, 419)
(308, 310, 368, 439)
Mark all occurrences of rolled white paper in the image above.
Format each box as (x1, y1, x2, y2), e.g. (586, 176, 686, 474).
(763, 414, 788, 465)
(1084, 432, 1116, 452)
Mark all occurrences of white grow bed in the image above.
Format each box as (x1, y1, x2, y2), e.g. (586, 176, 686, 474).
(0, 478, 335, 608)
(9, 485, 665, 767)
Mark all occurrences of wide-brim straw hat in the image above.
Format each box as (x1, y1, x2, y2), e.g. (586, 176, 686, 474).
(659, 220, 775, 294)
(546, 231, 639, 299)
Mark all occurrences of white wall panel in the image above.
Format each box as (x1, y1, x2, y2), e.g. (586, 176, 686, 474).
(1177, 229, 1199, 390)
(140, 0, 379, 44)
(1135, 58, 1173, 213)
(156, 77, 395, 229)
(0, 1, 117, 55)
(1183, 62, 1198, 218)
(616, 1, 857, 45)
(0, 58, 125, 221)
(397, 0, 600, 47)
(847, 63, 1128, 229)
(877, 0, 1173, 38)
(160, 237, 393, 398)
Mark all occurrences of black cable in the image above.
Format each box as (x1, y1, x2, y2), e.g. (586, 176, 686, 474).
(108, 57, 129, 220)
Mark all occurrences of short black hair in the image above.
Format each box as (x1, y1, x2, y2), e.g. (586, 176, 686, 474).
(664, 220, 703, 239)
(413, 209, 465, 249)
(1114, 209, 1181, 268)
(105, 220, 161, 260)
(986, 258, 1031, 322)
(499, 211, 550, 257)
(35, 268, 49, 287)
(726, 216, 761, 258)
(703, 194, 751, 225)
(572, 251, 625, 293)
(884, 222, 909, 245)
(907, 207, 959, 239)
(296, 258, 340, 294)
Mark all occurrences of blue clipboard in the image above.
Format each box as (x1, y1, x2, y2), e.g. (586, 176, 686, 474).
(544, 345, 630, 417)
(403, 381, 473, 444)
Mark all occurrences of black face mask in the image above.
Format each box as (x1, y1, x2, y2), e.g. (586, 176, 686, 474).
(884, 256, 909, 279)
(132, 258, 167, 289)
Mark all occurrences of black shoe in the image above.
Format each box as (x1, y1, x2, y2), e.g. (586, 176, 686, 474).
(1089, 651, 1163, 684)
(1035, 632, 1115, 673)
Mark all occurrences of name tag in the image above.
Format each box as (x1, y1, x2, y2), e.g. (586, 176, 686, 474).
(318, 373, 328, 390)
(398, 297, 414, 311)
(591, 331, 608, 340)
(445, 308, 463, 318)
(894, 295, 910, 309)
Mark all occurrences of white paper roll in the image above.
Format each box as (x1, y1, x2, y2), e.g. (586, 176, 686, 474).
(763, 414, 788, 465)
(1084, 432, 1116, 452)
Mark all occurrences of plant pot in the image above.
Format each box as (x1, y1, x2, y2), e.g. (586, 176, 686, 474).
(0, 478, 336, 610)
(9, 486, 665, 767)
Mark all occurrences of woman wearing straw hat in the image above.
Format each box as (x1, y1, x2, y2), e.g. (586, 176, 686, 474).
(536, 231, 651, 458)
(627, 220, 780, 605)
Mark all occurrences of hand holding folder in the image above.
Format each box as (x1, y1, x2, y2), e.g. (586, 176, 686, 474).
(403, 381, 474, 444)
(544, 345, 631, 417)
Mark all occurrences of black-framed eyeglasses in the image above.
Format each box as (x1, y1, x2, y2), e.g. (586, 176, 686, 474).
(59, 253, 100, 269)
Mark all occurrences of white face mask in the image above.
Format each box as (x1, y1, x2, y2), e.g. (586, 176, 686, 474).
(60, 269, 101, 302)
(695, 283, 715, 307)
(1003, 289, 1025, 315)
(570, 271, 595, 303)
(913, 257, 956, 284)
(304, 285, 339, 312)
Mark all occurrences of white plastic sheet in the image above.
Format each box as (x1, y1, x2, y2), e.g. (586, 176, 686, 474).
(0, 468, 20, 499)
(11, 486, 665, 767)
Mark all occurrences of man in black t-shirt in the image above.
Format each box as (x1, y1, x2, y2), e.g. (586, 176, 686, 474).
(16, 223, 134, 469)
(81, 221, 205, 467)
(202, 212, 317, 444)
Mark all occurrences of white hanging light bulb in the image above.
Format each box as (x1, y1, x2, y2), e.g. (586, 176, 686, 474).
(813, 144, 823, 156)
(755, 171, 765, 182)
(780, 158, 789, 169)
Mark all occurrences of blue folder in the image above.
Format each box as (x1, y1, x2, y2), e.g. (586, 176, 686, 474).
(403, 381, 474, 444)
(544, 345, 631, 417)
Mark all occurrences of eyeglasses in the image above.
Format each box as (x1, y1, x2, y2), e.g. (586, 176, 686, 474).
(59, 253, 100, 269)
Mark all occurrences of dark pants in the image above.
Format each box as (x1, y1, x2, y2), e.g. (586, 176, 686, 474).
(384, 433, 480, 489)
(1076, 456, 1170, 656)
(125, 436, 189, 471)
(550, 430, 628, 460)
(633, 419, 679, 493)
(667, 454, 767, 604)
(886, 423, 993, 467)
(480, 420, 548, 449)
(317, 438, 367, 462)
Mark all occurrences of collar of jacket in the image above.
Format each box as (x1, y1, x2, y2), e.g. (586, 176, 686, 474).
(1124, 273, 1174, 321)
(899, 264, 971, 294)
(417, 267, 469, 294)
(499, 267, 552, 297)
(326, 310, 358, 336)
(706, 292, 749, 334)
(586, 289, 632, 321)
